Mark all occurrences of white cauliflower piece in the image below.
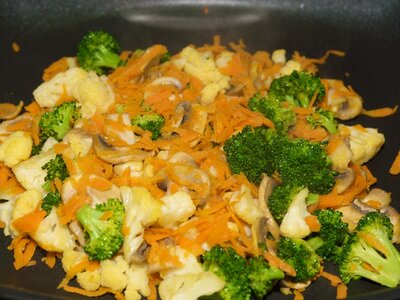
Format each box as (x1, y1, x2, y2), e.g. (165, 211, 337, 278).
(159, 271, 225, 300)
(0, 131, 32, 167)
(77, 269, 101, 291)
(100, 256, 129, 291)
(178, 46, 230, 105)
(279, 60, 302, 76)
(280, 188, 311, 239)
(63, 129, 93, 157)
(271, 49, 287, 64)
(31, 208, 75, 252)
(73, 72, 115, 118)
(160, 247, 203, 279)
(231, 185, 263, 225)
(105, 113, 139, 146)
(125, 263, 150, 300)
(33, 67, 88, 108)
(0, 199, 16, 236)
(215, 51, 234, 68)
(121, 186, 161, 263)
(339, 124, 385, 165)
(41, 137, 59, 152)
(62, 248, 87, 273)
(12, 149, 56, 194)
(158, 191, 196, 228)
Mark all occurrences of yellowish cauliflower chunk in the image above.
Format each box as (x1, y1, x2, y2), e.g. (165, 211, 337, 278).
(158, 191, 196, 228)
(231, 185, 263, 225)
(100, 256, 129, 291)
(0, 131, 32, 167)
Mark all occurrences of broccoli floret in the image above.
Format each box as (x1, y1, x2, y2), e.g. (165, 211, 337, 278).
(41, 191, 62, 214)
(160, 52, 171, 63)
(277, 237, 322, 282)
(38, 101, 80, 143)
(76, 198, 125, 261)
(77, 30, 124, 75)
(202, 246, 252, 300)
(307, 209, 349, 263)
(248, 93, 296, 134)
(223, 126, 276, 184)
(339, 212, 400, 287)
(273, 135, 336, 194)
(223, 126, 336, 193)
(41, 154, 69, 192)
(248, 256, 284, 299)
(269, 71, 325, 108)
(131, 113, 165, 140)
(268, 183, 304, 224)
(306, 108, 338, 134)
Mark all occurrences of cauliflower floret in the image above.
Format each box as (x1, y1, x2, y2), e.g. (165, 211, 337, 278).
(279, 60, 302, 76)
(121, 186, 161, 264)
(215, 51, 234, 68)
(11, 189, 42, 224)
(62, 248, 87, 273)
(12, 149, 56, 194)
(73, 72, 115, 118)
(62, 129, 93, 157)
(105, 113, 139, 146)
(177, 47, 230, 105)
(231, 185, 263, 225)
(339, 124, 385, 165)
(33, 67, 88, 108)
(77, 269, 101, 291)
(100, 256, 129, 291)
(0, 199, 16, 236)
(125, 263, 150, 300)
(31, 208, 75, 252)
(280, 188, 311, 239)
(271, 49, 287, 64)
(159, 271, 225, 300)
(158, 191, 196, 228)
(0, 131, 32, 167)
(41, 137, 59, 152)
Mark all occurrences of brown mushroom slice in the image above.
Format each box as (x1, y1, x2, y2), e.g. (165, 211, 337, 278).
(335, 168, 356, 194)
(257, 175, 281, 251)
(68, 220, 86, 246)
(328, 137, 353, 172)
(335, 95, 363, 120)
(93, 134, 154, 164)
(0, 101, 24, 120)
(337, 204, 365, 232)
(281, 279, 311, 290)
(381, 206, 400, 244)
(130, 241, 150, 264)
(151, 76, 183, 90)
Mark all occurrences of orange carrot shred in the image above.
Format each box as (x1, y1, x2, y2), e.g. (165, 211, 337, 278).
(362, 105, 398, 118)
(293, 290, 304, 300)
(263, 251, 297, 277)
(389, 151, 400, 175)
(305, 215, 321, 232)
(336, 283, 348, 300)
(12, 210, 47, 234)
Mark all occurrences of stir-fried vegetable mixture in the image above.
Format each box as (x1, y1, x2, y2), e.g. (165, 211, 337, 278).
(0, 31, 399, 300)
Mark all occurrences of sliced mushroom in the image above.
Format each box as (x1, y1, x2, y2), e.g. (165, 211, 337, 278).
(337, 204, 365, 232)
(353, 199, 377, 213)
(0, 101, 24, 120)
(281, 279, 311, 290)
(335, 95, 363, 120)
(151, 76, 183, 90)
(169, 151, 196, 166)
(380, 206, 400, 244)
(360, 188, 391, 209)
(68, 220, 86, 246)
(257, 175, 281, 252)
(174, 101, 192, 127)
(93, 134, 154, 164)
(329, 137, 353, 172)
(335, 168, 355, 194)
(130, 241, 150, 263)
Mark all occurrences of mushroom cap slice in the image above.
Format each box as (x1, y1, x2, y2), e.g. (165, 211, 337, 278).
(0, 101, 24, 120)
(93, 134, 154, 164)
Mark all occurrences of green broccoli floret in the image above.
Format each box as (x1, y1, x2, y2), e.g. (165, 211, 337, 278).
(76, 198, 125, 261)
(41, 191, 62, 214)
(273, 135, 336, 194)
(41, 154, 69, 192)
(269, 71, 325, 108)
(223, 126, 276, 184)
(202, 246, 252, 300)
(248, 256, 284, 298)
(339, 212, 400, 287)
(306, 108, 338, 134)
(131, 113, 165, 140)
(268, 183, 304, 223)
(307, 209, 349, 263)
(248, 93, 296, 133)
(160, 52, 171, 63)
(38, 101, 80, 143)
(277, 237, 322, 282)
(77, 30, 124, 75)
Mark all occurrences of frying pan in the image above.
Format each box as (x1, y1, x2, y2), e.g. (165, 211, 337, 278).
(0, 0, 399, 299)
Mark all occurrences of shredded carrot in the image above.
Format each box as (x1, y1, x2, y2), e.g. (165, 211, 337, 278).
(358, 232, 388, 257)
(362, 105, 398, 118)
(389, 151, 400, 175)
(293, 290, 304, 300)
(263, 251, 297, 277)
(320, 271, 342, 287)
(25, 101, 42, 116)
(0, 220, 5, 228)
(12, 42, 20, 53)
(42, 57, 70, 81)
(62, 285, 123, 298)
(305, 215, 321, 232)
(336, 283, 348, 300)
(12, 209, 47, 234)
(43, 252, 57, 268)
(8, 234, 37, 270)
(148, 274, 159, 300)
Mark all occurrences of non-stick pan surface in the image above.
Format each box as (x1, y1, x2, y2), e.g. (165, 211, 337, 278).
(0, 1, 399, 299)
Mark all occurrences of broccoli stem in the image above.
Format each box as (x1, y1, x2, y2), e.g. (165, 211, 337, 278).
(76, 205, 107, 240)
(95, 45, 122, 69)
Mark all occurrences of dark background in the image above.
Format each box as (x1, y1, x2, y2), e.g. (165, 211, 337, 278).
(0, 0, 399, 299)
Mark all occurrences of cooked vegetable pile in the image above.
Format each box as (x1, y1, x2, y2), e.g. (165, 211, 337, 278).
(0, 30, 399, 300)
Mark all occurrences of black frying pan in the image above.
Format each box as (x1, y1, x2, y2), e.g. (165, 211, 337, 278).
(1, 0, 399, 299)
